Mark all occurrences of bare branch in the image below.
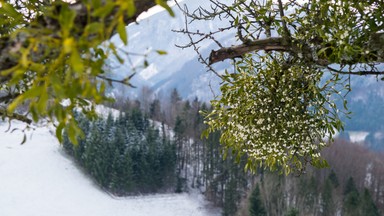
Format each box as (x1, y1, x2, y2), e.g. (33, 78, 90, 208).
(97, 74, 136, 88)
(277, 0, 291, 44)
(326, 66, 384, 76)
(208, 32, 384, 67)
(0, 108, 32, 124)
(209, 37, 290, 64)
(0, 93, 19, 104)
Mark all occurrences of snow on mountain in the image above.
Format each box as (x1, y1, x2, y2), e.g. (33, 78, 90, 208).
(108, 0, 384, 103)
(0, 121, 220, 216)
(108, 0, 234, 101)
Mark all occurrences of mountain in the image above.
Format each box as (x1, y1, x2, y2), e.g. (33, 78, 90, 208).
(106, 0, 384, 149)
(108, 0, 234, 101)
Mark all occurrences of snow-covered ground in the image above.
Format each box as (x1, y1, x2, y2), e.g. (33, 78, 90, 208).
(0, 121, 220, 216)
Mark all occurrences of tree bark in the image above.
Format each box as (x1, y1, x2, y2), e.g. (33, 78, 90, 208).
(209, 33, 384, 67)
(209, 37, 291, 64)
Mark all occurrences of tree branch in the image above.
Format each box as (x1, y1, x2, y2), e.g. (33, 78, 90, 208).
(209, 33, 384, 67)
(277, 0, 291, 44)
(209, 37, 291, 64)
(326, 66, 384, 75)
(0, 108, 32, 124)
(0, 93, 19, 104)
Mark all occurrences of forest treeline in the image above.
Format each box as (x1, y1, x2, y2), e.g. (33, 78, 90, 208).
(62, 110, 176, 195)
(243, 140, 384, 216)
(63, 88, 384, 216)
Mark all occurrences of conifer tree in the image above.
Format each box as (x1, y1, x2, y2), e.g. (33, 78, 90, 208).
(321, 179, 335, 216)
(328, 170, 340, 188)
(223, 178, 239, 216)
(343, 177, 360, 216)
(285, 208, 299, 216)
(361, 188, 380, 216)
(249, 184, 266, 216)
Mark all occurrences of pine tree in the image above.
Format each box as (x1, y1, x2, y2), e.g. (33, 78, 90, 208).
(223, 178, 239, 216)
(321, 179, 335, 216)
(343, 177, 360, 216)
(174, 115, 186, 178)
(131, 108, 145, 132)
(149, 99, 162, 121)
(328, 170, 339, 188)
(249, 184, 266, 216)
(361, 188, 379, 216)
(169, 88, 182, 125)
(304, 176, 318, 212)
(285, 208, 299, 216)
(62, 109, 177, 195)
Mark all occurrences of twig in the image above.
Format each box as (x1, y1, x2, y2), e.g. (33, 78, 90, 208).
(326, 66, 384, 75)
(96, 74, 136, 88)
(0, 108, 32, 124)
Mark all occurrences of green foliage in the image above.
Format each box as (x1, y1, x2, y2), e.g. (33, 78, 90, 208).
(321, 179, 335, 216)
(223, 178, 240, 216)
(63, 110, 176, 195)
(285, 208, 299, 216)
(187, 0, 384, 174)
(341, 178, 380, 216)
(0, 0, 174, 144)
(328, 170, 339, 188)
(361, 188, 380, 216)
(343, 177, 360, 216)
(249, 184, 266, 216)
(204, 54, 343, 174)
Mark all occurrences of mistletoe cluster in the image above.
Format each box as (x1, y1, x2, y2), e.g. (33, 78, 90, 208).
(183, 0, 383, 173)
(203, 54, 348, 174)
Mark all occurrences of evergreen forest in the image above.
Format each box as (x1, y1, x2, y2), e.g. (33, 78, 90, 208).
(63, 89, 384, 216)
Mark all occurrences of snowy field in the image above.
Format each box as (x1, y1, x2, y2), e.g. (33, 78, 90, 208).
(0, 121, 220, 216)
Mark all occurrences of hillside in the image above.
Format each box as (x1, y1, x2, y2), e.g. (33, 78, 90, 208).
(108, 0, 233, 101)
(0, 121, 220, 216)
(106, 0, 384, 150)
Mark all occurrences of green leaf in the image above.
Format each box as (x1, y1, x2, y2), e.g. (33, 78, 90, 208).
(156, 50, 168, 55)
(155, 0, 175, 17)
(125, 0, 136, 17)
(56, 122, 66, 143)
(37, 89, 48, 114)
(30, 106, 39, 123)
(7, 86, 44, 113)
(70, 48, 84, 72)
(63, 38, 74, 54)
(317, 47, 331, 56)
(117, 19, 127, 45)
(67, 120, 85, 145)
(21, 50, 29, 68)
(84, 22, 104, 35)
(0, 3, 23, 21)
(59, 5, 76, 36)
(92, 2, 115, 18)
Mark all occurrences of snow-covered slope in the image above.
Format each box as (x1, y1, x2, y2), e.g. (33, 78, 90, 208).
(0, 121, 220, 216)
(108, 0, 234, 101)
(109, 0, 384, 103)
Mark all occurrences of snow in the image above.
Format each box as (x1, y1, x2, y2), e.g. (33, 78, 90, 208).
(348, 131, 369, 143)
(108, 0, 234, 101)
(95, 105, 121, 119)
(0, 121, 220, 216)
(136, 0, 184, 21)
